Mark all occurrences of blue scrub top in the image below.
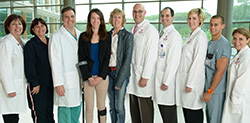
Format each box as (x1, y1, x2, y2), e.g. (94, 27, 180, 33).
(205, 35, 231, 94)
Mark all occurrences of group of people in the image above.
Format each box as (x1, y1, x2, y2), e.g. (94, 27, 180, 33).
(0, 3, 250, 123)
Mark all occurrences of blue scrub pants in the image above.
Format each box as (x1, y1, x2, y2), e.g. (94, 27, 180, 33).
(206, 93, 225, 123)
(58, 103, 81, 123)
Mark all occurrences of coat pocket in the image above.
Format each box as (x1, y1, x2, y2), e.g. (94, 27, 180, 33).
(229, 97, 243, 115)
(63, 72, 79, 90)
(131, 63, 143, 83)
(155, 70, 164, 86)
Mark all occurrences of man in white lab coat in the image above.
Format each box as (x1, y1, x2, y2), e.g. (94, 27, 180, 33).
(127, 3, 158, 123)
(48, 6, 82, 123)
(152, 7, 182, 123)
(202, 15, 231, 123)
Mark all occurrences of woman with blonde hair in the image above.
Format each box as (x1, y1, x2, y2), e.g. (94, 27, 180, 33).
(222, 27, 250, 123)
(107, 8, 133, 123)
(176, 8, 208, 123)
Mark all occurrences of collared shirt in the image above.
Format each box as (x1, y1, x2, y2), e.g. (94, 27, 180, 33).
(24, 35, 53, 87)
(134, 19, 146, 32)
(109, 27, 124, 67)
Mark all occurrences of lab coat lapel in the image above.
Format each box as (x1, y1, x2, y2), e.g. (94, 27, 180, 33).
(186, 27, 201, 44)
(8, 34, 24, 52)
(61, 26, 78, 45)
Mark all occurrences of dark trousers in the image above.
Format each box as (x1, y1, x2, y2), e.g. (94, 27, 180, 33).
(2, 114, 19, 123)
(129, 94, 154, 123)
(27, 83, 55, 123)
(183, 108, 203, 123)
(158, 105, 177, 123)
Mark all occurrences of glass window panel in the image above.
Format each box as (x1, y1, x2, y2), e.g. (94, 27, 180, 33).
(76, 24, 87, 32)
(37, 6, 60, 16)
(173, 23, 190, 42)
(124, 2, 159, 23)
(124, 24, 134, 33)
(13, 8, 33, 23)
(13, 0, 34, 7)
(161, 1, 202, 22)
(75, 0, 88, 4)
(203, 0, 217, 17)
(37, 7, 60, 22)
(20, 24, 31, 41)
(125, 0, 158, 1)
(36, 0, 61, 5)
(26, 24, 32, 40)
(47, 24, 61, 36)
(231, 47, 237, 58)
(0, 9, 8, 23)
(0, 24, 5, 39)
(233, 0, 250, 21)
(106, 23, 112, 31)
(152, 23, 159, 31)
(92, 4, 122, 23)
(202, 23, 211, 40)
(76, 5, 89, 23)
(0, 1, 10, 7)
(92, 0, 122, 3)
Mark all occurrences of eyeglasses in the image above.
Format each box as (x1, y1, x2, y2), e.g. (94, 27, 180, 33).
(132, 10, 144, 14)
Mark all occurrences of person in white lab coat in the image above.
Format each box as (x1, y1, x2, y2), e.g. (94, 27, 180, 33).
(152, 7, 182, 123)
(222, 27, 250, 123)
(48, 6, 81, 123)
(0, 14, 27, 123)
(127, 3, 158, 123)
(176, 8, 207, 123)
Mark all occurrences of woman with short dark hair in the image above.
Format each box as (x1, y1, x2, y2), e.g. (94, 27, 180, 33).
(0, 14, 27, 123)
(24, 18, 55, 123)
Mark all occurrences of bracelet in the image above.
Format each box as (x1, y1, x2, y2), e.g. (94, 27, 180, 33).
(207, 89, 214, 94)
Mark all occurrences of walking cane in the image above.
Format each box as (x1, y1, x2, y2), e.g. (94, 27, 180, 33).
(76, 61, 88, 123)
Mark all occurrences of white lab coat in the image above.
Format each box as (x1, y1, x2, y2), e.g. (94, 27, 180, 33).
(48, 26, 81, 107)
(176, 27, 207, 109)
(0, 34, 27, 114)
(222, 46, 250, 123)
(127, 20, 158, 97)
(152, 25, 182, 105)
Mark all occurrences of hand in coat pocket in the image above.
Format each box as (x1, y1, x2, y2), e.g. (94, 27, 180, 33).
(8, 92, 16, 97)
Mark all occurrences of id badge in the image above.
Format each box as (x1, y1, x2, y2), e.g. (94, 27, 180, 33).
(205, 59, 211, 66)
(159, 51, 165, 58)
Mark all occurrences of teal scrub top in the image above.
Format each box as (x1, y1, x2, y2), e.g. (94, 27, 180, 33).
(205, 35, 231, 94)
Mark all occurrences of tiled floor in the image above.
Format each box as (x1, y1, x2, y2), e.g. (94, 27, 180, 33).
(0, 94, 207, 123)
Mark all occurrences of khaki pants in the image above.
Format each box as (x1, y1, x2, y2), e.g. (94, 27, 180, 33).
(84, 77, 109, 123)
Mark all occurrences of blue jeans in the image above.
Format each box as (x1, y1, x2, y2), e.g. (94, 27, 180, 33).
(108, 70, 129, 123)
